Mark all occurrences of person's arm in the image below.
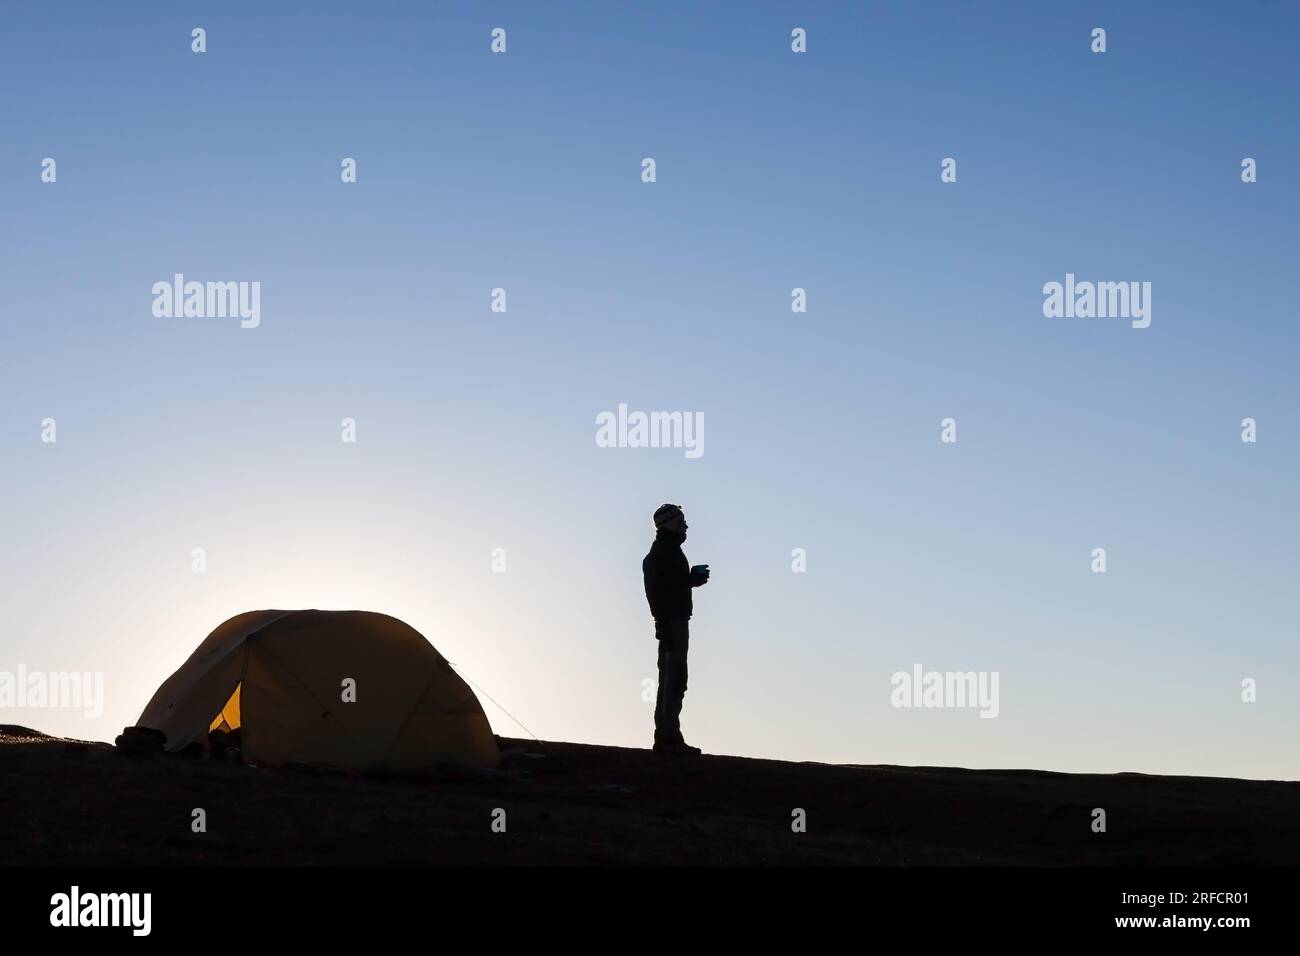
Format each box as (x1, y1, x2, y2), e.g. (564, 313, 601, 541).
(643, 556, 663, 618)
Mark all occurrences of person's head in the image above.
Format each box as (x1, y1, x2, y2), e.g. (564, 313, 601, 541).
(653, 503, 687, 537)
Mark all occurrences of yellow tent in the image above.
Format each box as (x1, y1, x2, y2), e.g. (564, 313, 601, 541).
(137, 610, 500, 770)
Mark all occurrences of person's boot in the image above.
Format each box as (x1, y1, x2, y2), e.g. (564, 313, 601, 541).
(653, 738, 702, 756)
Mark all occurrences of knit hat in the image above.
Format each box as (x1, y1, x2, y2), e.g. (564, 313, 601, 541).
(653, 503, 684, 529)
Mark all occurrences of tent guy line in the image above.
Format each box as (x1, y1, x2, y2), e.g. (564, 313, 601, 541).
(443, 658, 542, 744)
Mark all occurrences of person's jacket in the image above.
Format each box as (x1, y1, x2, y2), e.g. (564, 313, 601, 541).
(643, 530, 695, 622)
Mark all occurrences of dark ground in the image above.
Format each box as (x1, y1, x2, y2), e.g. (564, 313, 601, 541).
(2, 725, 1296, 865)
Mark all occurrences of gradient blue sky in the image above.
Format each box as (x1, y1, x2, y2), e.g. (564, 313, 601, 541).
(3, 2, 1298, 779)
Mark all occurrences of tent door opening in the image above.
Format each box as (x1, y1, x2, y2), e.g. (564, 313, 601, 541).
(207, 682, 242, 758)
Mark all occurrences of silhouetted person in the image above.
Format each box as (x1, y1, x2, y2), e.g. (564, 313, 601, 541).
(643, 503, 709, 755)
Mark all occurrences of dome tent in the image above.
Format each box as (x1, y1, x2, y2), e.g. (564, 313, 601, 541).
(137, 609, 501, 771)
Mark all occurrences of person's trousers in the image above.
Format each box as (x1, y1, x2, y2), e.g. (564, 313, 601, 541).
(654, 617, 690, 743)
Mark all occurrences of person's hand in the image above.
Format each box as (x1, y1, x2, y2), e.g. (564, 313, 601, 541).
(690, 565, 710, 586)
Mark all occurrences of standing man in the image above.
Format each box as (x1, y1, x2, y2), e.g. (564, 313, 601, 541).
(643, 503, 710, 755)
